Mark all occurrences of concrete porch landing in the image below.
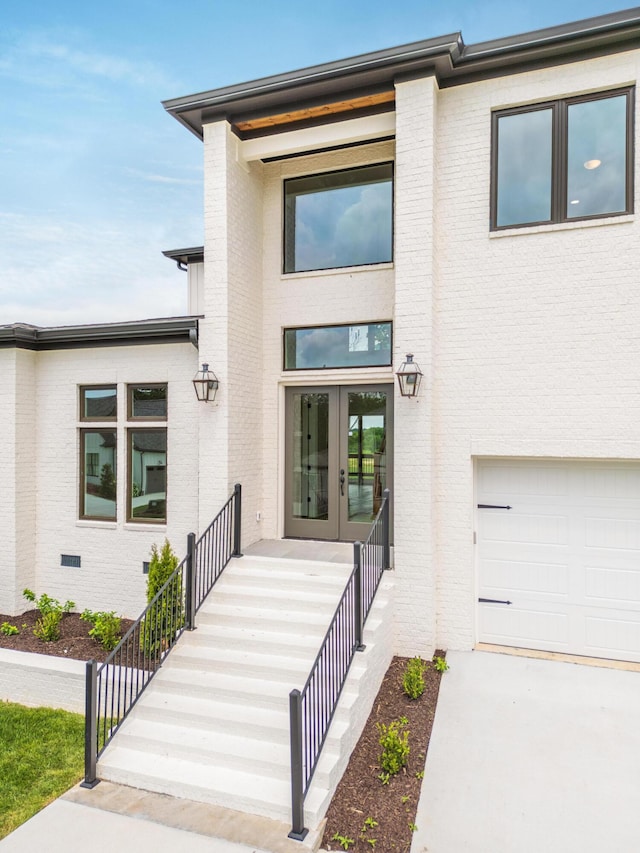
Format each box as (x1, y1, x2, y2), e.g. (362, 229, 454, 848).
(243, 538, 355, 564)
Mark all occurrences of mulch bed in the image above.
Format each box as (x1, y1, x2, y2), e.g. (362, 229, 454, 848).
(321, 654, 445, 853)
(0, 611, 134, 663)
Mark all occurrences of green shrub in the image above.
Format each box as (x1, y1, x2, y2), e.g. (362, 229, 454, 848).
(0, 622, 19, 637)
(81, 610, 122, 650)
(23, 589, 75, 643)
(140, 540, 183, 656)
(377, 716, 410, 780)
(433, 655, 449, 673)
(402, 656, 426, 699)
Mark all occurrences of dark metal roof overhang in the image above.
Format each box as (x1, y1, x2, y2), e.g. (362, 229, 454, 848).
(0, 317, 200, 351)
(162, 247, 204, 265)
(162, 8, 640, 140)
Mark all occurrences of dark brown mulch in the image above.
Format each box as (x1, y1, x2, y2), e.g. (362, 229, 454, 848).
(0, 611, 134, 663)
(321, 653, 445, 853)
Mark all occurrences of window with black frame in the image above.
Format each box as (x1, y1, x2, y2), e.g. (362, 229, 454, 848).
(492, 88, 633, 229)
(283, 163, 393, 273)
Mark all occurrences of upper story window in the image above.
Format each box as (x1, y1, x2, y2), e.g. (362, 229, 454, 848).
(491, 88, 634, 230)
(284, 163, 393, 273)
(80, 385, 117, 420)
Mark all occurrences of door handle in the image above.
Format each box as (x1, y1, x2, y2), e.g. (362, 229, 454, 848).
(340, 469, 345, 496)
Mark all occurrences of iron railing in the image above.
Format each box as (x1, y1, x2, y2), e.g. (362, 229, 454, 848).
(81, 483, 242, 788)
(288, 489, 391, 840)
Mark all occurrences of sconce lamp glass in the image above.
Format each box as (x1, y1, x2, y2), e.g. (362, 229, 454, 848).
(396, 353, 423, 398)
(193, 363, 219, 402)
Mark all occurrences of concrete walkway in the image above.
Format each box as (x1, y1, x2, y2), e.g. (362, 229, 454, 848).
(411, 650, 640, 853)
(0, 781, 319, 853)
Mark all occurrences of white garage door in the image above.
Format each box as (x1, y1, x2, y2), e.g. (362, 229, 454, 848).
(477, 460, 640, 663)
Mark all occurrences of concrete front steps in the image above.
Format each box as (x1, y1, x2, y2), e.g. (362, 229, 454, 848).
(97, 553, 394, 835)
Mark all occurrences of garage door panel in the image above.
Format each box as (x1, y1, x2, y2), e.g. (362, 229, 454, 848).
(480, 464, 568, 498)
(481, 512, 568, 546)
(479, 603, 569, 648)
(477, 460, 640, 663)
(584, 517, 640, 551)
(584, 611, 640, 660)
(582, 466, 640, 500)
(584, 566, 640, 607)
(482, 559, 569, 597)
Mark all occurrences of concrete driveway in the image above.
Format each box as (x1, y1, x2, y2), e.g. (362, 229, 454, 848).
(411, 650, 640, 853)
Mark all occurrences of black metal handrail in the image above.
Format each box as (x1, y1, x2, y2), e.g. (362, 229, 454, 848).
(81, 483, 242, 788)
(289, 489, 391, 840)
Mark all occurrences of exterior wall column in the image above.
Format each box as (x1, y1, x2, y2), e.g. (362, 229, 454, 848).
(200, 122, 263, 544)
(392, 75, 438, 657)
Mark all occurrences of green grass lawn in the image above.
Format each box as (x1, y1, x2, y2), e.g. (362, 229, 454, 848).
(0, 701, 84, 839)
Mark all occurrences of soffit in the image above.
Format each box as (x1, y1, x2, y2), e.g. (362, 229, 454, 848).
(162, 9, 640, 140)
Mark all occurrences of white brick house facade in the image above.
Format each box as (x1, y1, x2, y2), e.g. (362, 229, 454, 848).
(4, 9, 640, 662)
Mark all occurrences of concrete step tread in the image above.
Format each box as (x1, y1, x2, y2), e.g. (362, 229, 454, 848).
(135, 690, 290, 733)
(116, 717, 290, 766)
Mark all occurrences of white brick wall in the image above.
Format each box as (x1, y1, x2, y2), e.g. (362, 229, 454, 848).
(431, 50, 640, 651)
(0, 342, 200, 618)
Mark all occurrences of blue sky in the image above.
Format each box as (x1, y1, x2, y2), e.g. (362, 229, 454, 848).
(1, 0, 633, 326)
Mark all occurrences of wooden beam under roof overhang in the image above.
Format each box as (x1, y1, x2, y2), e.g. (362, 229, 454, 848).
(234, 90, 395, 134)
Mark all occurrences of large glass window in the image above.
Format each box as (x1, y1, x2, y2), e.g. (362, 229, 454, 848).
(128, 429, 167, 523)
(78, 383, 167, 524)
(80, 430, 116, 520)
(284, 322, 392, 370)
(284, 163, 393, 273)
(492, 89, 633, 229)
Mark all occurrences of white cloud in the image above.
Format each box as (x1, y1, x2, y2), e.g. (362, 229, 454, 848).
(0, 212, 197, 327)
(0, 31, 176, 92)
(124, 167, 201, 186)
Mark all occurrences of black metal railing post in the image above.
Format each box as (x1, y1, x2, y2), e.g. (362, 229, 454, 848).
(353, 542, 365, 652)
(233, 483, 243, 558)
(288, 689, 308, 841)
(382, 488, 391, 570)
(80, 659, 99, 789)
(185, 531, 196, 630)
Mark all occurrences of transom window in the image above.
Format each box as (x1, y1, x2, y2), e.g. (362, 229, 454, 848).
(284, 322, 392, 370)
(283, 163, 393, 273)
(491, 88, 633, 229)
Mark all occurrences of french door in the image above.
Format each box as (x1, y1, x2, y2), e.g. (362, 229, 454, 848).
(284, 385, 393, 541)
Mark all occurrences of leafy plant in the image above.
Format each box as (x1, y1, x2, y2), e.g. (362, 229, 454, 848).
(23, 589, 75, 642)
(433, 655, 449, 673)
(362, 817, 378, 831)
(377, 717, 410, 778)
(140, 540, 183, 656)
(402, 655, 426, 699)
(81, 610, 122, 650)
(415, 770, 424, 780)
(331, 833, 355, 850)
(409, 822, 418, 832)
(0, 622, 19, 636)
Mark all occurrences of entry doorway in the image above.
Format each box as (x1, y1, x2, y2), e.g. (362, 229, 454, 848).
(284, 385, 393, 541)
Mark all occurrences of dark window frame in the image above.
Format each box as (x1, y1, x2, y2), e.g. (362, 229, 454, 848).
(283, 161, 395, 274)
(490, 87, 634, 231)
(79, 385, 117, 422)
(79, 428, 117, 521)
(127, 383, 168, 421)
(127, 427, 167, 524)
(283, 321, 393, 371)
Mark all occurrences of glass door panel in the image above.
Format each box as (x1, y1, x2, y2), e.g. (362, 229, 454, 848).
(285, 388, 338, 539)
(340, 387, 393, 541)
